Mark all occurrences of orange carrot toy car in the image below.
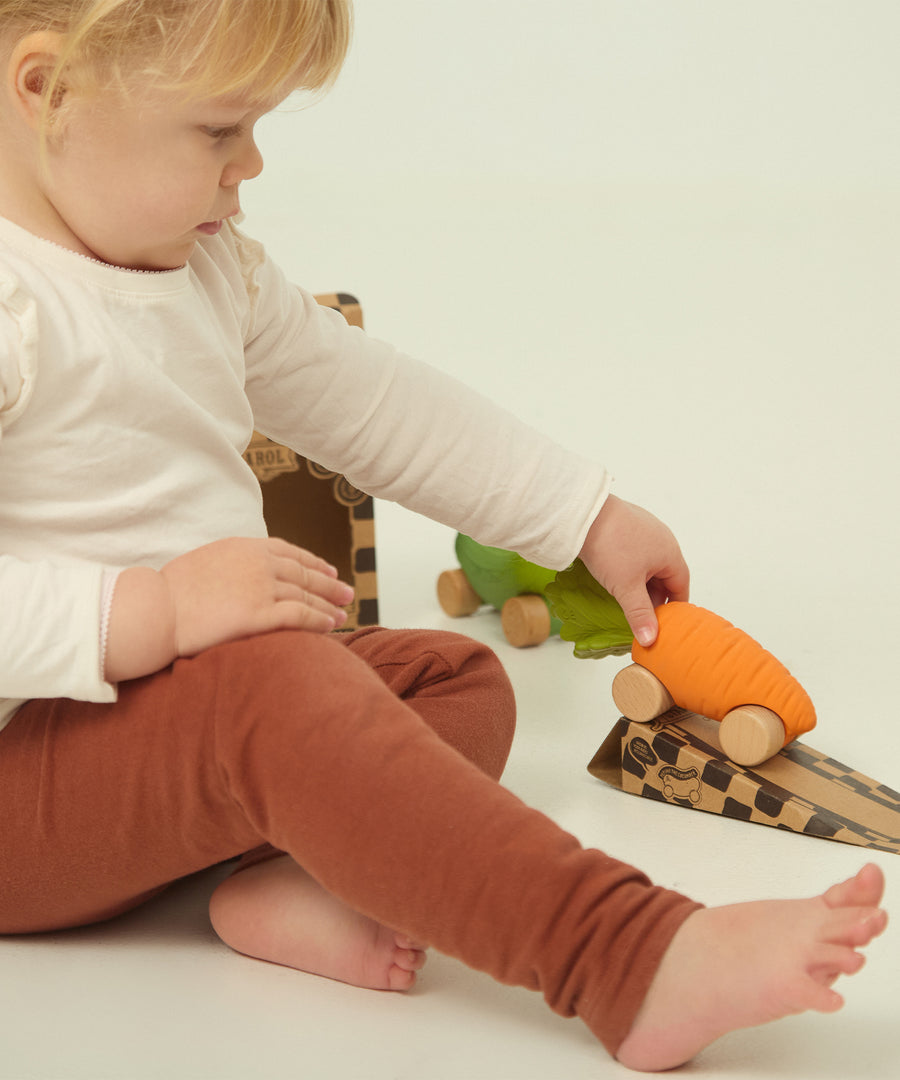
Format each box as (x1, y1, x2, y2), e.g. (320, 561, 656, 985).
(545, 561, 817, 767)
(611, 601, 817, 766)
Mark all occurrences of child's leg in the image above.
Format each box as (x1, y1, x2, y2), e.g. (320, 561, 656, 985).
(0, 628, 885, 1067)
(192, 630, 886, 1066)
(135, 629, 696, 1054)
(209, 625, 517, 992)
(0, 625, 690, 1051)
(340, 624, 517, 781)
(0, 627, 514, 933)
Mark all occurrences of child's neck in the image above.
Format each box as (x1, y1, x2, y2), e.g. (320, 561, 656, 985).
(0, 128, 96, 260)
(0, 180, 95, 262)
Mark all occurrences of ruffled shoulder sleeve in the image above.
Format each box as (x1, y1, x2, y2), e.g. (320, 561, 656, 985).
(0, 270, 38, 427)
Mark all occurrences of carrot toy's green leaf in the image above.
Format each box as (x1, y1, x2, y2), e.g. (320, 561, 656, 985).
(544, 560, 634, 659)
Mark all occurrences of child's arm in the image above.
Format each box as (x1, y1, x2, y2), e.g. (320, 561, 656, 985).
(104, 537, 355, 684)
(578, 495, 690, 647)
(235, 245, 685, 624)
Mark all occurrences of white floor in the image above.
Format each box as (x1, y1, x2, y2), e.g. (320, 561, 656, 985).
(4, 4, 900, 1077)
(3, 553, 899, 1080)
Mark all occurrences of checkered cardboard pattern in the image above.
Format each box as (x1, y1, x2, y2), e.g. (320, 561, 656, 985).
(589, 710, 900, 854)
(243, 293, 378, 629)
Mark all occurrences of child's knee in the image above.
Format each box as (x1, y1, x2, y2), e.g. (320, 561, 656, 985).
(198, 627, 518, 779)
(461, 634, 516, 740)
(417, 630, 517, 780)
(339, 626, 517, 777)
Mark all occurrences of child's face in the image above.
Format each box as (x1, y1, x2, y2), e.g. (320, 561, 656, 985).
(42, 83, 282, 271)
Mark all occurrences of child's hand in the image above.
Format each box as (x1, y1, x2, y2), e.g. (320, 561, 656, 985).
(160, 537, 355, 652)
(105, 537, 355, 683)
(579, 495, 690, 647)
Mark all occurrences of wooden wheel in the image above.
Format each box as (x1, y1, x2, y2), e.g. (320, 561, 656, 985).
(719, 705, 786, 766)
(436, 569, 481, 617)
(500, 595, 551, 648)
(611, 664, 675, 722)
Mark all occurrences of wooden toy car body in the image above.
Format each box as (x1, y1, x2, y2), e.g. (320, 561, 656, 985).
(436, 533, 563, 647)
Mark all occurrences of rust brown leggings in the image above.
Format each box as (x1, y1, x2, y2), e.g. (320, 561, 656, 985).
(0, 626, 699, 1056)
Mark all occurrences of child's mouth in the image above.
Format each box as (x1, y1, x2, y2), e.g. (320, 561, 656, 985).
(196, 220, 222, 235)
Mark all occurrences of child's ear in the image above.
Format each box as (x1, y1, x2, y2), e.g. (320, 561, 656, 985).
(8, 32, 67, 129)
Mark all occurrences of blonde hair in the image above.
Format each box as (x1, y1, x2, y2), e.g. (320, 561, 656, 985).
(3, 0, 352, 113)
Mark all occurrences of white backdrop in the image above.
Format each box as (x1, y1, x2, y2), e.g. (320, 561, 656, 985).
(242, 0, 900, 756)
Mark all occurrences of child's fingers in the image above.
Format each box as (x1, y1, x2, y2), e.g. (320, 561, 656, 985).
(649, 562, 691, 606)
(615, 584, 660, 647)
(275, 600, 347, 634)
(271, 578, 352, 634)
(267, 537, 355, 607)
(266, 537, 340, 577)
(273, 553, 355, 607)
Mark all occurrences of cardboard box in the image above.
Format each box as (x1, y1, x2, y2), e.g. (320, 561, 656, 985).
(243, 293, 378, 630)
(589, 710, 900, 854)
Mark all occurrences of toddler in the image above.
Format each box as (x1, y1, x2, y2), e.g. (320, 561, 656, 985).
(0, 1, 886, 1072)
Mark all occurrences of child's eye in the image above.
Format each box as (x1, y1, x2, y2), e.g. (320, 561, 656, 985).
(202, 124, 244, 141)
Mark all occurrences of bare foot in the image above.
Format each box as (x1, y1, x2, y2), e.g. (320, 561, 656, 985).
(208, 855, 427, 991)
(616, 863, 888, 1072)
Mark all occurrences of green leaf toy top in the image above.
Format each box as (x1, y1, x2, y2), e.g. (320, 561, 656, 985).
(544, 560, 633, 659)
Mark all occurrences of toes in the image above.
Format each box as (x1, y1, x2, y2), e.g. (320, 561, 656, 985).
(394, 945, 427, 972)
(384, 941, 427, 991)
(395, 933, 427, 951)
(809, 943, 867, 980)
(393, 932, 428, 974)
(864, 908, 889, 940)
(808, 983, 845, 1014)
(387, 964, 418, 992)
(824, 907, 889, 948)
(823, 863, 885, 910)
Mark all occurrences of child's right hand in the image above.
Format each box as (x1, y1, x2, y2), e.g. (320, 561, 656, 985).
(104, 537, 355, 683)
(578, 495, 690, 648)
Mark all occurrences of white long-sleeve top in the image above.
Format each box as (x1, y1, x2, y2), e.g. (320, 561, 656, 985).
(0, 215, 609, 730)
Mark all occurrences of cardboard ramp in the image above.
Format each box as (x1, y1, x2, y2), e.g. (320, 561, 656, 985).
(589, 710, 900, 855)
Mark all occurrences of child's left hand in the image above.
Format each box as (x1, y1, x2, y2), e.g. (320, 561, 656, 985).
(105, 537, 355, 683)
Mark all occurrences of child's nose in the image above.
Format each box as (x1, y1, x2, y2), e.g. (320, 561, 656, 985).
(222, 138, 264, 187)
